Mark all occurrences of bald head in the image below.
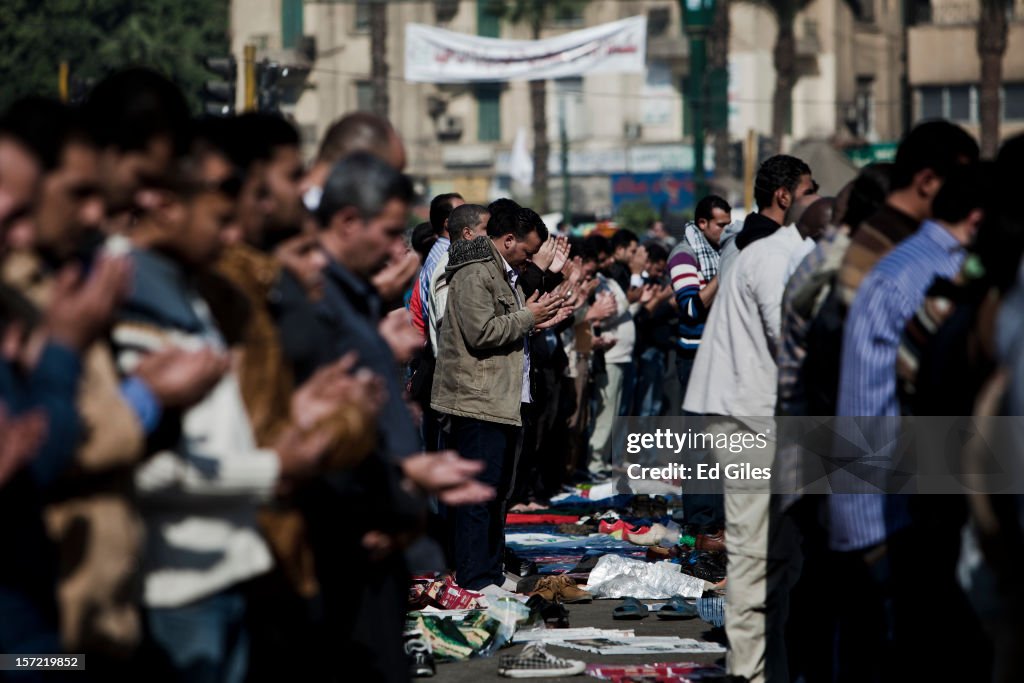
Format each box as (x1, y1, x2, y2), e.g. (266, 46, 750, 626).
(317, 112, 406, 171)
(796, 197, 836, 242)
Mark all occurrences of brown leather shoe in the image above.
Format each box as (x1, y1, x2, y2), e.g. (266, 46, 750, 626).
(695, 530, 726, 553)
(553, 575, 592, 603)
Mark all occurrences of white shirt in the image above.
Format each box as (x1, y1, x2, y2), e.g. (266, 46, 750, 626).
(428, 252, 450, 353)
(598, 276, 638, 364)
(499, 255, 532, 404)
(684, 225, 807, 417)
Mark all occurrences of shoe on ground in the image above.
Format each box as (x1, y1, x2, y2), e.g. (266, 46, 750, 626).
(498, 642, 585, 678)
(626, 522, 671, 546)
(500, 575, 521, 592)
(404, 634, 436, 678)
(528, 575, 592, 604)
(695, 530, 726, 553)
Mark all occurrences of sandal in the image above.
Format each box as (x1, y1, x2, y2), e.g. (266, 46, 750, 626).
(657, 596, 698, 620)
(612, 597, 649, 620)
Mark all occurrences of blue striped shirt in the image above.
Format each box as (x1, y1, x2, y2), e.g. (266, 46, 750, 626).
(419, 236, 450, 328)
(830, 220, 965, 550)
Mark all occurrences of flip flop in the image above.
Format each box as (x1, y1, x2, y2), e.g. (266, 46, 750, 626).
(612, 597, 649, 620)
(657, 596, 698, 620)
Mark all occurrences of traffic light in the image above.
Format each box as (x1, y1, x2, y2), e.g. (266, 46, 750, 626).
(256, 60, 289, 113)
(201, 56, 237, 116)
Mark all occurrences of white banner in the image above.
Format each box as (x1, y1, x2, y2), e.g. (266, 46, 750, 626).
(405, 16, 647, 84)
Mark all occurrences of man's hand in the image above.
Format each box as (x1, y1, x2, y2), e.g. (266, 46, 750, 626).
(47, 256, 132, 351)
(378, 307, 423, 364)
(0, 405, 47, 486)
(273, 420, 338, 485)
(401, 450, 496, 506)
(549, 236, 571, 274)
(534, 304, 574, 330)
(291, 352, 385, 430)
(585, 291, 616, 323)
(531, 237, 556, 272)
(133, 347, 229, 409)
(592, 335, 617, 351)
(644, 284, 674, 311)
(371, 251, 420, 302)
(525, 290, 563, 325)
(629, 245, 648, 275)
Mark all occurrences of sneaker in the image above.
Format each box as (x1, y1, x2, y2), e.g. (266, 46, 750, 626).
(404, 634, 436, 678)
(498, 642, 585, 678)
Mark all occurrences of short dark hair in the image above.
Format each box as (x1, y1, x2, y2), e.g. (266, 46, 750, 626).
(411, 222, 436, 260)
(891, 120, 979, 191)
(694, 194, 732, 223)
(645, 243, 669, 263)
(487, 198, 520, 219)
(448, 204, 489, 241)
(610, 229, 639, 251)
(931, 164, 984, 225)
(81, 68, 190, 157)
(841, 162, 893, 231)
(316, 152, 414, 228)
(0, 97, 87, 171)
(754, 155, 812, 210)
(487, 206, 549, 242)
(317, 112, 394, 164)
(430, 193, 463, 235)
(227, 112, 300, 172)
(583, 234, 611, 260)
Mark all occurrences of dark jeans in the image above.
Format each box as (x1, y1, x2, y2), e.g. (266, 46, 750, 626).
(633, 346, 667, 416)
(679, 409, 724, 533)
(449, 413, 523, 590)
(676, 352, 696, 400)
(146, 587, 249, 683)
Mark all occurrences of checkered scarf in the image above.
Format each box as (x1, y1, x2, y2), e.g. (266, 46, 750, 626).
(684, 222, 720, 280)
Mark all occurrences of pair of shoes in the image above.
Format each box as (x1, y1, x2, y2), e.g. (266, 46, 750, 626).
(404, 633, 436, 678)
(527, 575, 592, 604)
(626, 522, 678, 546)
(612, 597, 649, 619)
(645, 545, 684, 561)
(656, 595, 698, 620)
(498, 642, 585, 678)
(525, 594, 571, 628)
(504, 548, 538, 577)
(631, 494, 669, 519)
(598, 519, 649, 540)
(695, 530, 726, 553)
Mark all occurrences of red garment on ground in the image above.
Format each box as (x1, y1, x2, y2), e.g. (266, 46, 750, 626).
(504, 513, 580, 525)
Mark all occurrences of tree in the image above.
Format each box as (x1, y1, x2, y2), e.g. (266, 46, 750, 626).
(369, 0, 389, 119)
(978, 0, 1009, 158)
(616, 200, 660, 234)
(708, 0, 732, 181)
(499, 0, 589, 213)
(0, 0, 228, 112)
(766, 0, 809, 153)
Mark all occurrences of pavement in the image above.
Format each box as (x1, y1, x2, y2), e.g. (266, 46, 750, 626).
(431, 599, 726, 682)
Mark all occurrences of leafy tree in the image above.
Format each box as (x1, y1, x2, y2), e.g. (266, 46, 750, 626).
(0, 0, 229, 112)
(616, 200, 660, 234)
(493, 0, 590, 213)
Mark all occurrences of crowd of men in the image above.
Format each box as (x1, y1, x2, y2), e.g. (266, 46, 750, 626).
(0, 65, 1022, 683)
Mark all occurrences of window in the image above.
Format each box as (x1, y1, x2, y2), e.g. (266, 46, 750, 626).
(917, 85, 976, 123)
(356, 81, 373, 112)
(920, 86, 943, 119)
(355, 0, 371, 32)
(477, 0, 501, 37)
(1004, 83, 1024, 120)
(281, 0, 303, 49)
(855, 76, 875, 138)
(476, 83, 502, 141)
(552, 2, 585, 27)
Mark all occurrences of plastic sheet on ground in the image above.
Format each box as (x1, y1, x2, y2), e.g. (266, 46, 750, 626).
(585, 555, 706, 599)
(513, 628, 637, 643)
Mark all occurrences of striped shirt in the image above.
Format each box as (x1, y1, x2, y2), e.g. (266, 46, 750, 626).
(667, 240, 711, 355)
(418, 236, 450, 329)
(830, 220, 965, 551)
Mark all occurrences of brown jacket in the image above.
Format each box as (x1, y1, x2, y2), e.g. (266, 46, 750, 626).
(3, 249, 145, 657)
(215, 243, 375, 597)
(430, 237, 535, 426)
